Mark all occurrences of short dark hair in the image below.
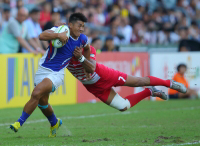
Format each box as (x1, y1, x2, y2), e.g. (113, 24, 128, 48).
(92, 37, 101, 44)
(177, 64, 187, 72)
(69, 13, 87, 23)
(30, 7, 40, 14)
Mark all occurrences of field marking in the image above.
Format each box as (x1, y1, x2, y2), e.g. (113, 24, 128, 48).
(0, 106, 200, 127)
(163, 141, 200, 146)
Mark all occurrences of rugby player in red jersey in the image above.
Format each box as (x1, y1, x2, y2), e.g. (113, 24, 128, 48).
(68, 45, 187, 111)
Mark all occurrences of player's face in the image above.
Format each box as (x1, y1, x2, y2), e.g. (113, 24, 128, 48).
(70, 20, 85, 37)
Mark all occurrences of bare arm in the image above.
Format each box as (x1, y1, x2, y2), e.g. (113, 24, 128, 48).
(73, 44, 96, 74)
(39, 29, 68, 45)
(17, 37, 37, 54)
(39, 30, 59, 41)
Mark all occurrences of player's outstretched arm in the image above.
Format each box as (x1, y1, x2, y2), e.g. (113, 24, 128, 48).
(73, 44, 96, 74)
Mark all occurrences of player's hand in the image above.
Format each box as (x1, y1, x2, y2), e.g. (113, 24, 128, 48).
(39, 49, 46, 55)
(36, 47, 46, 55)
(73, 46, 83, 59)
(84, 69, 92, 80)
(31, 50, 39, 55)
(55, 22, 66, 27)
(58, 31, 69, 45)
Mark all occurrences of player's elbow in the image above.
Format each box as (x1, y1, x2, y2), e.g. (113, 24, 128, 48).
(90, 65, 96, 74)
(86, 67, 95, 74)
(86, 64, 96, 74)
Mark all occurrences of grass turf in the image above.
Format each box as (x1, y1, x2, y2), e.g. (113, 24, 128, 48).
(0, 99, 200, 146)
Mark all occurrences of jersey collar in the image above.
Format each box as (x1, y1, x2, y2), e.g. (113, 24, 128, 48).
(70, 36, 79, 41)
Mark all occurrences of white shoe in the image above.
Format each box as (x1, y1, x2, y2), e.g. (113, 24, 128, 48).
(147, 87, 168, 100)
(170, 80, 187, 93)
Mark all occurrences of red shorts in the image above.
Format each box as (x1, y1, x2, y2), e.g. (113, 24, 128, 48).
(84, 63, 127, 103)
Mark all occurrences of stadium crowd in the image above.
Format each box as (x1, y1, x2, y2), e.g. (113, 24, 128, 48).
(0, 0, 200, 53)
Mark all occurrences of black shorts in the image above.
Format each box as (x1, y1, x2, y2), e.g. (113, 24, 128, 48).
(169, 94, 179, 99)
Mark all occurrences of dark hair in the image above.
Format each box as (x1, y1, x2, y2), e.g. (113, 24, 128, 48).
(30, 7, 40, 14)
(69, 13, 87, 23)
(177, 64, 187, 72)
(92, 37, 101, 44)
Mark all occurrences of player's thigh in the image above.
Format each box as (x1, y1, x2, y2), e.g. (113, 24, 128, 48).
(113, 71, 127, 87)
(106, 88, 117, 105)
(32, 78, 52, 98)
(123, 75, 148, 87)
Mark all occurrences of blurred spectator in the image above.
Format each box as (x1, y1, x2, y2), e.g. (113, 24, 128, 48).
(110, 26, 121, 46)
(118, 16, 132, 45)
(143, 21, 158, 44)
(0, 0, 200, 48)
(188, 21, 200, 41)
(178, 27, 189, 40)
(52, 0, 62, 14)
(24, 7, 47, 53)
(131, 20, 145, 44)
(43, 10, 61, 31)
(179, 39, 200, 51)
(11, 0, 24, 18)
(0, 7, 37, 54)
(94, 5, 106, 26)
(168, 64, 198, 99)
(101, 35, 118, 52)
(91, 37, 102, 53)
(0, 6, 10, 33)
(110, 15, 121, 28)
(63, 10, 73, 24)
(39, 2, 52, 29)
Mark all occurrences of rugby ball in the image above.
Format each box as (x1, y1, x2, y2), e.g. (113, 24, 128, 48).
(52, 25, 70, 48)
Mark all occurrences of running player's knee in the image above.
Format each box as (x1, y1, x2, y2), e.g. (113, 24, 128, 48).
(39, 97, 48, 105)
(110, 94, 131, 111)
(31, 88, 42, 100)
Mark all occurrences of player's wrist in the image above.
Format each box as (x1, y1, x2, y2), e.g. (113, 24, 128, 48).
(78, 55, 85, 63)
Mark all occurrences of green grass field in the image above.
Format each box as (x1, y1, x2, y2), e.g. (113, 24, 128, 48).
(0, 99, 200, 146)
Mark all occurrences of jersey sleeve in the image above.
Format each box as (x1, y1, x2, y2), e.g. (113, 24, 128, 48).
(90, 46, 96, 60)
(80, 34, 89, 47)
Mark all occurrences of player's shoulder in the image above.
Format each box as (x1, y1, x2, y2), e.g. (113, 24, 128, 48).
(79, 33, 88, 46)
(79, 33, 88, 40)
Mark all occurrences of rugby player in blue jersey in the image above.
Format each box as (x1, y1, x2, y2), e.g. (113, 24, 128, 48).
(10, 13, 95, 137)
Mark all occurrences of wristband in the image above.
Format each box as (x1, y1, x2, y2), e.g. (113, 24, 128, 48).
(78, 55, 85, 63)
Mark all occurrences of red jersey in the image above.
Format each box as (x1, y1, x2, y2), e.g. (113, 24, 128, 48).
(67, 46, 100, 84)
(67, 46, 127, 102)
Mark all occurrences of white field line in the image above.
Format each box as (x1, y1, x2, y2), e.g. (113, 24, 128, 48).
(163, 141, 200, 146)
(0, 106, 200, 127)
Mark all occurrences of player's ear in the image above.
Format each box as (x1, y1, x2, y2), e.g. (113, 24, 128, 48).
(68, 22, 73, 29)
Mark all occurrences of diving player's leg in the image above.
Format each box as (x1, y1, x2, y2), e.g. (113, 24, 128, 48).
(38, 95, 62, 137)
(106, 87, 167, 112)
(124, 75, 187, 93)
(99, 70, 167, 111)
(124, 75, 170, 87)
(10, 78, 53, 132)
